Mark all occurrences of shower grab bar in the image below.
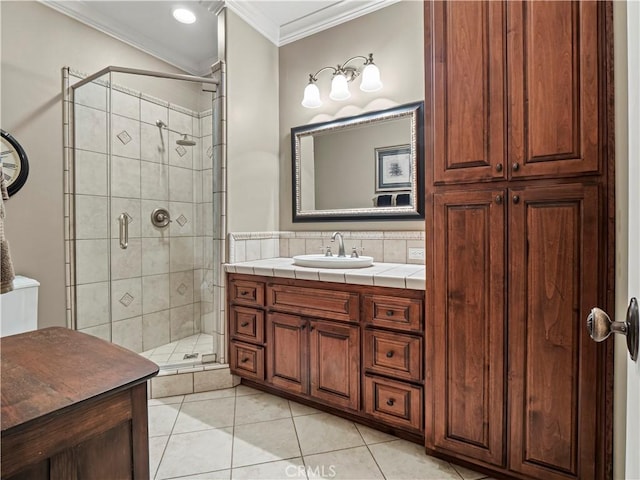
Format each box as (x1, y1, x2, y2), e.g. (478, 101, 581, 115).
(70, 65, 219, 91)
(119, 213, 128, 249)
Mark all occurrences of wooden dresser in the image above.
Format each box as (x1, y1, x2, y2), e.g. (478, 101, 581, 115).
(1, 327, 158, 480)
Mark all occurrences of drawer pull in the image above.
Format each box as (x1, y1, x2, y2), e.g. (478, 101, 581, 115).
(240, 322, 249, 327)
(386, 351, 394, 358)
(239, 290, 249, 296)
(241, 357, 249, 363)
(386, 310, 394, 317)
(386, 398, 395, 406)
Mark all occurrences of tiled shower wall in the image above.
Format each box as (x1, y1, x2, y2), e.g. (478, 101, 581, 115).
(65, 69, 216, 354)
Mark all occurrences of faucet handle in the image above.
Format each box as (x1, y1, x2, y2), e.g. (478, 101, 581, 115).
(350, 246, 360, 258)
(325, 246, 333, 257)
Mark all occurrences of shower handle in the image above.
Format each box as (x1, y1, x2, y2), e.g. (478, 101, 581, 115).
(151, 208, 172, 228)
(118, 213, 129, 249)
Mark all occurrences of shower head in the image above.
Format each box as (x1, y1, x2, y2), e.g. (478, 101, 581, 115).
(176, 134, 197, 147)
(156, 119, 196, 147)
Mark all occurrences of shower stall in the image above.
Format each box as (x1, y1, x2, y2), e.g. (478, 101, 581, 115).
(63, 65, 227, 371)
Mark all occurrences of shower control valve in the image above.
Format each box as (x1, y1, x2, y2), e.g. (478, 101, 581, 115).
(151, 208, 172, 228)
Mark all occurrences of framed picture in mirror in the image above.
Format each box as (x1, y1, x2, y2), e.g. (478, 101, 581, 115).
(375, 145, 412, 192)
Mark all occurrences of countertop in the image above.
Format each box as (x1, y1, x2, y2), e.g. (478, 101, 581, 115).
(224, 258, 425, 290)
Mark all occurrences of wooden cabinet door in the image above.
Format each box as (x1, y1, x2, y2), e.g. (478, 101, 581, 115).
(429, 189, 505, 466)
(430, 0, 506, 184)
(507, 1, 600, 179)
(508, 183, 599, 480)
(309, 320, 360, 411)
(266, 313, 308, 395)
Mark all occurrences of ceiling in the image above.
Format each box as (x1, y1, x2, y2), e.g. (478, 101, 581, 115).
(43, 0, 399, 76)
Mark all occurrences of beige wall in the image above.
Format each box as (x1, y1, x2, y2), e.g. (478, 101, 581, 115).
(279, 1, 424, 230)
(314, 118, 410, 209)
(225, 10, 280, 233)
(0, 1, 205, 328)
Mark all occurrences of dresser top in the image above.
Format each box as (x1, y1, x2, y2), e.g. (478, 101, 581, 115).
(1, 327, 158, 432)
(225, 258, 425, 290)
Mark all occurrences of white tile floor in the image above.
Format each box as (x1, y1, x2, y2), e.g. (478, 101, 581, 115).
(142, 333, 215, 368)
(148, 385, 494, 480)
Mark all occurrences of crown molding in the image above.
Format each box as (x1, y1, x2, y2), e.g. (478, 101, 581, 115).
(225, 0, 401, 47)
(224, 0, 280, 45)
(279, 0, 401, 46)
(41, 0, 219, 76)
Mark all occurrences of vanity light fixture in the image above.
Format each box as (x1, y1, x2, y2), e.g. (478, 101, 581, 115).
(301, 53, 383, 109)
(173, 7, 196, 24)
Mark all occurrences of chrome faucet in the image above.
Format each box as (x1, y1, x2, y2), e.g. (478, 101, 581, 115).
(331, 231, 346, 257)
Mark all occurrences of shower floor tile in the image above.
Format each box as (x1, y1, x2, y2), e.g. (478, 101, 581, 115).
(142, 333, 215, 368)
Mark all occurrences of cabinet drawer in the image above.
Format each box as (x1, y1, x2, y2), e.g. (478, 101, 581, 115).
(267, 284, 358, 323)
(362, 295, 422, 332)
(229, 341, 264, 381)
(230, 306, 264, 344)
(229, 279, 265, 307)
(364, 375, 423, 432)
(363, 329, 422, 382)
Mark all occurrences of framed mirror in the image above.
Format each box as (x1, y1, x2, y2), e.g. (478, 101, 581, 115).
(291, 101, 424, 222)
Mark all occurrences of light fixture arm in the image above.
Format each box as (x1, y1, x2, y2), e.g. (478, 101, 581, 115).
(307, 54, 374, 83)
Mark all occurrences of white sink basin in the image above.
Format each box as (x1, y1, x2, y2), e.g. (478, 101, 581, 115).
(293, 254, 374, 269)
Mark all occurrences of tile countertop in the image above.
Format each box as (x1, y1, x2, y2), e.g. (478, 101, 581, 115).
(224, 258, 425, 290)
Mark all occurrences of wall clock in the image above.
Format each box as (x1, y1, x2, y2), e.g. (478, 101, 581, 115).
(0, 129, 29, 196)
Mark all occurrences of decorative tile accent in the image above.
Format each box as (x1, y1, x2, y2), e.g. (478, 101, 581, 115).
(177, 283, 188, 296)
(176, 214, 188, 227)
(120, 292, 134, 307)
(206, 146, 213, 158)
(117, 130, 132, 145)
(124, 212, 133, 223)
(175, 145, 187, 157)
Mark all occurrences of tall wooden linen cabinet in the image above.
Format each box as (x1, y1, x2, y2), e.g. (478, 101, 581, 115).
(424, 2, 614, 479)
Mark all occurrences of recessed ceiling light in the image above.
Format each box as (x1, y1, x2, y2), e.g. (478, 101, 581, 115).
(173, 8, 196, 24)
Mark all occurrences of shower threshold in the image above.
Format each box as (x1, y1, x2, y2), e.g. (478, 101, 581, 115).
(140, 333, 216, 369)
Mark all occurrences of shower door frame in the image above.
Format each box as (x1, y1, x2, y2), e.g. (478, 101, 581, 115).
(62, 63, 228, 367)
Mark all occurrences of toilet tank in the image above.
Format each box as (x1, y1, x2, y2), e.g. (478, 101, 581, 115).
(0, 276, 40, 337)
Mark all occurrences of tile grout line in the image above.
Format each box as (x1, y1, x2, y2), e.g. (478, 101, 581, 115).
(288, 401, 310, 480)
(151, 394, 186, 480)
(353, 423, 388, 480)
(228, 384, 238, 476)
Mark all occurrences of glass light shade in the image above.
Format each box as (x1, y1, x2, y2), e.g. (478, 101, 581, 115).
(360, 63, 383, 92)
(329, 73, 351, 101)
(301, 82, 321, 108)
(173, 8, 196, 24)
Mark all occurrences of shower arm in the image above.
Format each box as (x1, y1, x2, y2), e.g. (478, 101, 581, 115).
(155, 120, 190, 138)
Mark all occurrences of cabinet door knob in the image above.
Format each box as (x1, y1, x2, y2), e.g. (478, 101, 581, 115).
(386, 351, 394, 358)
(310, 325, 315, 332)
(495, 194, 503, 205)
(301, 324, 306, 330)
(241, 358, 249, 363)
(240, 322, 249, 327)
(512, 162, 520, 171)
(386, 310, 394, 317)
(496, 163, 503, 172)
(240, 290, 249, 296)
(513, 195, 520, 204)
(386, 399, 395, 406)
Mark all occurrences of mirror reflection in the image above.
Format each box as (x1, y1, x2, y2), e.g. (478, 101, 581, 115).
(292, 102, 424, 222)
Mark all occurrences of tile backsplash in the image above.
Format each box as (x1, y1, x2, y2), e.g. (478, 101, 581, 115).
(228, 231, 425, 265)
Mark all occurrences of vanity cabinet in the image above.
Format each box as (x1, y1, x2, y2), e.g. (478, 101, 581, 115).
(425, 1, 612, 479)
(228, 274, 425, 437)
